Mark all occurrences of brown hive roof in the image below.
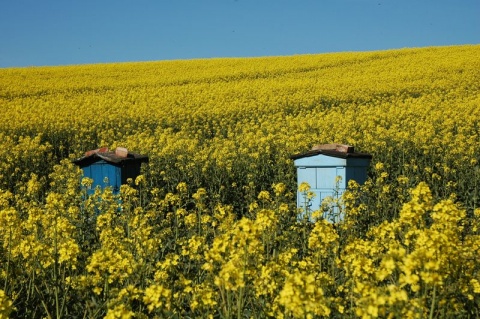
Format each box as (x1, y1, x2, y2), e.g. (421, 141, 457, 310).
(72, 147, 149, 167)
(290, 143, 372, 160)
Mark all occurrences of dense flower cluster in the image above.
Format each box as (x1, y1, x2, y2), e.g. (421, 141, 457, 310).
(0, 45, 479, 317)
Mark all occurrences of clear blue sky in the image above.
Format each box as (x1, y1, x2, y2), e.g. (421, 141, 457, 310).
(1, 0, 479, 68)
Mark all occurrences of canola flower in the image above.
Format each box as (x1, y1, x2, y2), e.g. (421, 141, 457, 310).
(0, 45, 479, 317)
(0, 289, 14, 318)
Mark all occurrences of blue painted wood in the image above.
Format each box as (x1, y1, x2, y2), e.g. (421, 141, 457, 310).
(294, 153, 371, 222)
(82, 160, 122, 194)
(294, 155, 346, 167)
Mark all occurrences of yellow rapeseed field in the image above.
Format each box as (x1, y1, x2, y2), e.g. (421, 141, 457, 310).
(0, 45, 479, 318)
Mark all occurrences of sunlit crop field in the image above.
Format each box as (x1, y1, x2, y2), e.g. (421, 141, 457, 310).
(1, 45, 479, 318)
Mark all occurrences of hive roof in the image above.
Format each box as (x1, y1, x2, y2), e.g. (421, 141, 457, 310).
(290, 143, 372, 160)
(72, 147, 149, 167)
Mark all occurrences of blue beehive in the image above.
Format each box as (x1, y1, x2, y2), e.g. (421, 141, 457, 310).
(73, 147, 149, 194)
(291, 144, 372, 222)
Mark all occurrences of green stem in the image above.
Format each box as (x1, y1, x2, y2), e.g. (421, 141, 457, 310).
(218, 286, 227, 318)
(54, 212, 61, 319)
(227, 289, 232, 319)
(237, 287, 244, 319)
(429, 285, 436, 319)
(4, 227, 12, 292)
(237, 246, 248, 319)
(197, 206, 203, 236)
(60, 264, 68, 318)
(35, 284, 53, 319)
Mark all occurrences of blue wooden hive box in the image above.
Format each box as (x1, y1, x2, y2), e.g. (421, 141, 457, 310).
(73, 147, 149, 194)
(291, 144, 372, 222)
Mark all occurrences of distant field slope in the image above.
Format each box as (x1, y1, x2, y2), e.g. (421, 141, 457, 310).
(0, 45, 478, 205)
